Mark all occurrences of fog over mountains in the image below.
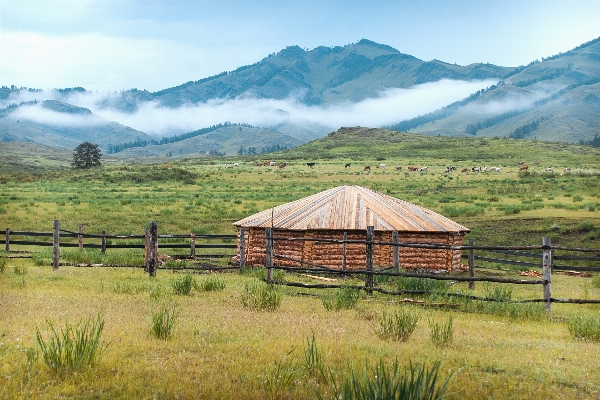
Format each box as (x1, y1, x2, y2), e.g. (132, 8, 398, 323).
(1, 37, 599, 157)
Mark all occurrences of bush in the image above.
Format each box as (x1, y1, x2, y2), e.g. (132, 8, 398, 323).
(34, 313, 108, 375)
(321, 286, 361, 311)
(151, 304, 178, 340)
(199, 275, 226, 291)
(396, 275, 448, 294)
(376, 308, 420, 342)
(240, 279, 282, 311)
(429, 316, 453, 347)
(172, 274, 196, 295)
(567, 316, 600, 342)
(482, 283, 513, 301)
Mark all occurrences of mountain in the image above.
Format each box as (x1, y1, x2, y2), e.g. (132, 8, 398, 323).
(100, 39, 512, 110)
(392, 37, 600, 143)
(0, 100, 153, 152)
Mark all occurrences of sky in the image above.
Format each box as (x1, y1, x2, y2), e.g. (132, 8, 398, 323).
(2, 0, 600, 93)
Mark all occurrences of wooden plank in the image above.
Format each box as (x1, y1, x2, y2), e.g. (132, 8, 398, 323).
(365, 226, 374, 295)
(468, 238, 475, 290)
(52, 220, 60, 270)
(542, 236, 552, 312)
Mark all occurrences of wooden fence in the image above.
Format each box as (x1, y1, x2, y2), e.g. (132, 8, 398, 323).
(2, 222, 599, 312)
(252, 227, 600, 313)
(1, 220, 237, 275)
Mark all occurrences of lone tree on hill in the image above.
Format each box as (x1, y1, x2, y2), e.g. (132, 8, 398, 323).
(72, 142, 102, 169)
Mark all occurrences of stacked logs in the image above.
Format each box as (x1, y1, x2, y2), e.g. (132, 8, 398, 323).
(239, 228, 465, 272)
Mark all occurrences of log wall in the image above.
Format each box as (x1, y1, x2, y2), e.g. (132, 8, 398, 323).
(238, 228, 465, 271)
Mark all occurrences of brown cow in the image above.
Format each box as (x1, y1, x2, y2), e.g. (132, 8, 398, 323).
(519, 165, 529, 171)
(408, 166, 418, 172)
(517, 161, 526, 165)
(533, 161, 540, 165)
(363, 166, 371, 171)
(461, 168, 468, 173)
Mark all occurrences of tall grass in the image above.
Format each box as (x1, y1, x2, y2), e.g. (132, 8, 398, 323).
(151, 303, 179, 340)
(567, 316, 600, 342)
(302, 332, 325, 377)
(321, 286, 361, 311)
(198, 275, 226, 291)
(0, 255, 6, 273)
(375, 308, 421, 342)
(396, 275, 448, 294)
(333, 358, 453, 400)
(34, 313, 108, 375)
(240, 279, 282, 311)
(172, 274, 196, 295)
(429, 316, 453, 347)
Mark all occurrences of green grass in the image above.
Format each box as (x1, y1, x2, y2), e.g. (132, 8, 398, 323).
(240, 279, 282, 311)
(172, 274, 196, 295)
(567, 315, 600, 342)
(150, 303, 179, 340)
(321, 286, 361, 311)
(429, 315, 454, 347)
(376, 308, 421, 342)
(33, 313, 108, 376)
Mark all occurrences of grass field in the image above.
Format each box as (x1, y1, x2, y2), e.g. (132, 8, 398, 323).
(1, 131, 600, 398)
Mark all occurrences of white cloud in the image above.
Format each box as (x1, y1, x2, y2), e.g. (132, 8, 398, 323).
(2, 79, 499, 137)
(10, 104, 105, 127)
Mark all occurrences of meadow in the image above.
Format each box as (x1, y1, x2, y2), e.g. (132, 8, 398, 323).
(1, 133, 600, 399)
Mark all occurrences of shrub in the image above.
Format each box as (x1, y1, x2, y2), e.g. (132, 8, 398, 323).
(567, 316, 600, 342)
(322, 286, 361, 311)
(396, 275, 448, 294)
(199, 275, 226, 291)
(172, 274, 196, 295)
(334, 358, 453, 400)
(151, 304, 178, 340)
(482, 283, 513, 301)
(34, 313, 108, 375)
(577, 222, 595, 232)
(429, 316, 453, 347)
(240, 279, 282, 311)
(376, 308, 420, 342)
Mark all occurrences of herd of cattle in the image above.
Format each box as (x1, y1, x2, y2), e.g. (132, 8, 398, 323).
(224, 161, 575, 174)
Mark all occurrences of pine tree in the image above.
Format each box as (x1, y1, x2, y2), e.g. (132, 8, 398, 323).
(71, 142, 102, 169)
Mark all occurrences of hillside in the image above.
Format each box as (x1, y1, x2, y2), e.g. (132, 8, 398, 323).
(0, 100, 153, 152)
(396, 37, 600, 142)
(282, 126, 600, 166)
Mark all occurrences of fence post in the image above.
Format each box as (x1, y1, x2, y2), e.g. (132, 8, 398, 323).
(239, 228, 246, 269)
(53, 220, 60, 270)
(144, 227, 149, 273)
(542, 236, 552, 312)
(468, 238, 475, 290)
(365, 226, 374, 295)
(78, 225, 83, 251)
(392, 230, 399, 273)
(5, 228, 9, 252)
(190, 232, 196, 259)
(265, 228, 273, 282)
(148, 221, 158, 277)
(342, 231, 347, 276)
(101, 231, 107, 254)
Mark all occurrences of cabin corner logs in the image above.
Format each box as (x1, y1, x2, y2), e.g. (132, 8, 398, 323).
(237, 227, 465, 271)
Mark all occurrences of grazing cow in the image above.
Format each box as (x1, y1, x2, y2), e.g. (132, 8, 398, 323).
(419, 166, 428, 172)
(461, 168, 468, 173)
(306, 162, 315, 168)
(491, 167, 502, 173)
(379, 163, 386, 169)
(481, 167, 488, 172)
(518, 161, 526, 165)
(445, 166, 456, 173)
(269, 161, 276, 167)
(262, 160, 271, 166)
(345, 163, 351, 168)
(563, 167, 572, 173)
(363, 165, 371, 171)
(472, 167, 480, 173)
(544, 167, 554, 172)
(233, 162, 239, 167)
(278, 163, 286, 168)
(519, 165, 529, 171)
(395, 166, 403, 171)
(408, 166, 418, 172)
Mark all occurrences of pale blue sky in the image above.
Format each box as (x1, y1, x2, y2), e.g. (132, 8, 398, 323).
(2, 0, 600, 92)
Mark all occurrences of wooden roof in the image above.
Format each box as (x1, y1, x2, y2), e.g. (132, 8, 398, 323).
(233, 185, 469, 232)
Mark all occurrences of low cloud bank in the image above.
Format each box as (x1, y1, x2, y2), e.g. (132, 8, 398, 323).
(2, 79, 499, 137)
